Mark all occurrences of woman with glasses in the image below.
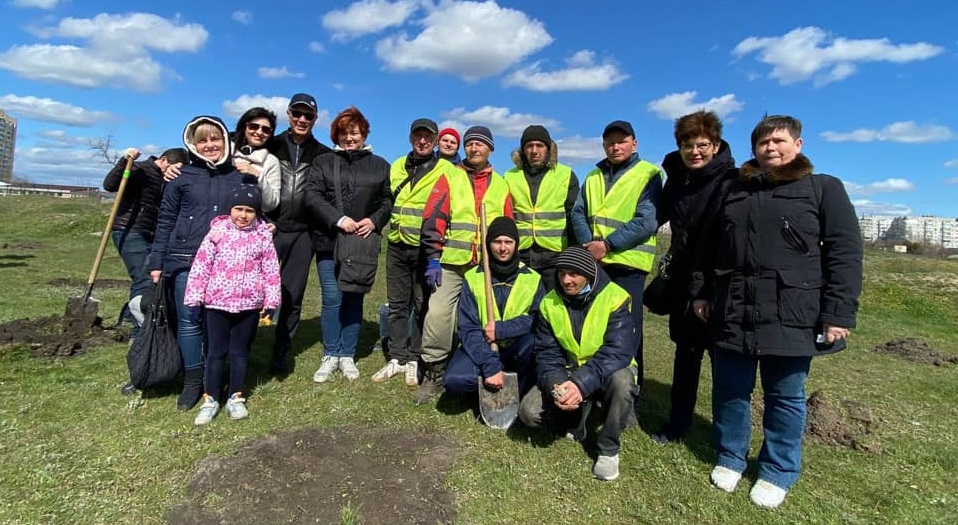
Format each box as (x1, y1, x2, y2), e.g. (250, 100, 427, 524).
(651, 110, 736, 444)
(233, 107, 281, 213)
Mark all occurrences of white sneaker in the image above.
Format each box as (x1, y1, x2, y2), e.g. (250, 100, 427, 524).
(592, 454, 620, 481)
(193, 395, 219, 425)
(371, 359, 405, 383)
(339, 357, 360, 380)
(225, 393, 248, 420)
(404, 360, 419, 387)
(750, 479, 788, 508)
(710, 465, 743, 493)
(313, 356, 340, 383)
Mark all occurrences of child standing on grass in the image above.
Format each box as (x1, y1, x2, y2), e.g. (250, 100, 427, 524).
(184, 185, 281, 425)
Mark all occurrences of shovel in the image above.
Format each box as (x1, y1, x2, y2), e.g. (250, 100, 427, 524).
(477, 204, 520, 429)
(66, 155, 136, 326)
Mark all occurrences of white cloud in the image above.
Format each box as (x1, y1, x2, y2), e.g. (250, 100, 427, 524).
(942, 159, 958, 168)
(821, 121, 954, 143)
(554, 135, 603, 163)
(503, 50, 628, 92)
(308, 41, 325, 53)
(375, 0, 553, 81)
(844, 178, 915, 196)
(439, 106, 559, 139)
(231, 11, 252, 25)
(35, 129, 92, 148)
(851, 199, 912, 216)
(647, 91, 744, 120)
(0, 13, 207, 92)
(13, 145, 117, 186)
(222, 94, 331, 127)
(945, 177, 958, 184)
(322, 0, 420, 40)
(0, 94, 113, 126)
(257, 66, 305, 79)
(10, 0, 59, 8)
(733, 26, 943, 85)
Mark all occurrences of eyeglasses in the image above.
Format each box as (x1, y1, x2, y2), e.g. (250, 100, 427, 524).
(680, 141, 713, 153)
(246, 122, 273, 135)
(289, 109, 317, 122)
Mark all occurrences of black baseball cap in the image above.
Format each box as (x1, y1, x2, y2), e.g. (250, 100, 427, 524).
(288, 93, 317, 111)
(410, 118, 438, 134)
(602, 120, 635, 138)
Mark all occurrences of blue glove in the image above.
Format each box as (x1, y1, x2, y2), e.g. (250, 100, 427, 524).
(424, 259, 442, 291)
(187, 305, 202, 325)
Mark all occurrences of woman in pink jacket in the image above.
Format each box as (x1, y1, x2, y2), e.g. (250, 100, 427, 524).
(185, 185, 281, 425)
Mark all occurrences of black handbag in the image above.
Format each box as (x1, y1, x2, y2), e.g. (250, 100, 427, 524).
(127, 276, 182, 389)
(643, 250, 672, 315)
(331, 155, 381, 294)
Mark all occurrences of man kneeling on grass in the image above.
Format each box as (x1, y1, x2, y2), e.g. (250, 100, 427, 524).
(518, 246, 639, 481)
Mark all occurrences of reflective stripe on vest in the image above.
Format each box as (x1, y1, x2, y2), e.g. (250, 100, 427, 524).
(441, 168, 510, 265)
(387, 157, 453, 246)
(504, 163, 572, 252)
(539, 282, 632, 366)
(583, 160, 660, 271)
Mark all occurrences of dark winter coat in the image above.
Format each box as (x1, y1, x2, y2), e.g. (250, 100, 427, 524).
(658, 141, 736, 345)
(103, 156, 165, 236)
(266, 130, 332, 232)
(691, 154, 862, 357)
(304, 147, 393, 253)
(534, 266, 635, 398)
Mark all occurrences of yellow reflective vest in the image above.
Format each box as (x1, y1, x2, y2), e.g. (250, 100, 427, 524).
(504, 163, 572, 252)
(582, 161, 660, 271)
(388, 157, 453, 246)
(442, 168, 510, 265)
(539, 282, 632, 366)
(464, 264, 541, 326)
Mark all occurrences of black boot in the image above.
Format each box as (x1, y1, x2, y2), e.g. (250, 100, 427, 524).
(177, 367, 204, 411)
(268, 348, 290, 376)
(413, 360, 446, 405)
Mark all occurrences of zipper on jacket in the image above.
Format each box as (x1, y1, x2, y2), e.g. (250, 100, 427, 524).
(782, 216, 810, 254)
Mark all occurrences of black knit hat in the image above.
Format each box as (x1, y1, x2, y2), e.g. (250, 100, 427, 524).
(463, 125, 494, 151)
(230, 184, 262, 213)
(521, 125, 552, 148)
(486, 216, 519, 243)
(556, 246, 597, 283)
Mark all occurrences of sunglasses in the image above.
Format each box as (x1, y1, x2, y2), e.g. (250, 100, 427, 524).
(245, 122, 273, 135)
(289, 109, 317, 122)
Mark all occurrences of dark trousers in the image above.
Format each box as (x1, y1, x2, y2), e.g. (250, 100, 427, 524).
(604, 265, 646, 384)
(385, 241, 428, 364)
(664, 342, 709, 437)
(204, 309, 259, 398)
(444, 333, 535, 396)
(272, 230, 314, 359)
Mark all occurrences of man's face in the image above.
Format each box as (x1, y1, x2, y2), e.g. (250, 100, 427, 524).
(410, 129, 437, 157)
(287, 105, 317, 139)
(754, 128, 803, 171)
(438, 134, 459, 157)
(558, 269, 588, 295)
(602, 131, 637, 165)
(490, 235, 516, 262)
(155, 156, 170, 173)
(523, 140, 549, 168)
(464, 140, 492, 167)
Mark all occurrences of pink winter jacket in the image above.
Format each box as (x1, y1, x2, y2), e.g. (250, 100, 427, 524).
(184, 215, 281, 313)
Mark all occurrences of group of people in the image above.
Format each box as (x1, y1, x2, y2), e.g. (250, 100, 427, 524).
(105, 91, 863, 508)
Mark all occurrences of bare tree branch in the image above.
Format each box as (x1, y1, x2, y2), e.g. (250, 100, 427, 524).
(89, 134, 120, 166)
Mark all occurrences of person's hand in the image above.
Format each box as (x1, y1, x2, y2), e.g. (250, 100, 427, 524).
(187, 305, 202, 325)
(262, 308, 276, 319)
(822, 323, 850, 344)
(355, 218, 375, 238)
(164, 162, 182, 182)
(552, 380, 583, 411)
(424, 259, 442, 291)
(482, 321, 496, 344)
(692, 299, 710, 322)
(584, 240, 607, 261)
(483, 371, 504, 391)
(150, 270, 162, 283)
(234, 159, 261, 177)
(124, 148, 141, 161)
(266, 223, 277, 235)
(339, 216, 359, 233)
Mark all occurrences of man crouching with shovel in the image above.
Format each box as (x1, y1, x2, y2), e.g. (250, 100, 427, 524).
(443, 216, 545, 428)
(518, 246, 639, 481)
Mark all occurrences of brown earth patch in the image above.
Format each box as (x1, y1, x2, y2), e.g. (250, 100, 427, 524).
(0, 314, 127, 356)
(751, 390, 881, 453)
(871, 338, 958, 366)
(47, 278, 131, 289)
(167, 426, 458, 525)
(1, 241, 48, 250)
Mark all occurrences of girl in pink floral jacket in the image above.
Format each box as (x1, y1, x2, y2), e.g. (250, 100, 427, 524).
(184, 185, 281, 425)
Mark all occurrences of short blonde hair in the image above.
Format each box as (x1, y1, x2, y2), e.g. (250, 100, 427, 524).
(191, 122, 223, 143)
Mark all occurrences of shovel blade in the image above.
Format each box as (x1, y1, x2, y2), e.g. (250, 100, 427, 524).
(479, 371, 520, 429)
(65, 295, 100, 327)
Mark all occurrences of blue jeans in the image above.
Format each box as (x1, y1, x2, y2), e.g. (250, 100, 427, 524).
(173, 270, 205, 370)
(711, 348, 812, 490)
(316, 253, 364, 358)
(444, 333, 535, 396)
(111, 230, 152, 331)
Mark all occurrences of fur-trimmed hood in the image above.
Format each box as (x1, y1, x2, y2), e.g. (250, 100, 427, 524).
(510, 140, 559, 171)
(740, 154, 813, 184)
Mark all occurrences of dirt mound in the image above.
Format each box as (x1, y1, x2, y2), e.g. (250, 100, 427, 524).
(167, 426, 458, 525)
(0, 314, 127, 356)
(750, 390, 880, 453)
(872, 338, 958, 366)
(47, 278, 130, 289)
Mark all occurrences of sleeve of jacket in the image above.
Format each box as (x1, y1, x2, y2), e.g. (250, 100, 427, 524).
(569, 296, 635, 398)
(421, 175, 451, 261)
(657, 163, 677, 228)
(564, 170, 580, 241)
(183, 233, 215, 306)
(605, 171, 663, 252)
(457, 281, 501, 378)
(818, 176, 863, 329)
(534, 311, 572, 390)
(570, 182, 593, 245)
(260, 230, 283, 309)
(305, 156, 346, 229)
(146, 179, 181, 271)
(258, 153, 282, 213)
(495, 278, 545, 341)
(103, 158, 130, 191)
(367, 156, 394, 232)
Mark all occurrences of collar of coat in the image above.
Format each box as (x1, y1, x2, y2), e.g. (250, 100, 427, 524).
(740, 154, 813, 183)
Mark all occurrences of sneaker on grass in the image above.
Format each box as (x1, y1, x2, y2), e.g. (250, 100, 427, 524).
(194, 395, 219, 426)
(750, 479, 788, 508)
(404, 360, 419, 387)
(371, 359, 405, 383)
(339, 357, 360, 380)
(592, 454, 620, 481)
(313, 356, 340, 383)
(710, 465, 742, 493)
(225, 392, 248, 420)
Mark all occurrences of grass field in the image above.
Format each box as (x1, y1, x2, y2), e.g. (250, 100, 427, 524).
(0, 195, 956, 524)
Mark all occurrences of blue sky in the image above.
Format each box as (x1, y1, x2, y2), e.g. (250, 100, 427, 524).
(1, 0, 956, 217)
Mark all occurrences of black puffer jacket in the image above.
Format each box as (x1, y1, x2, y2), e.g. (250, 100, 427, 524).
(691, 154, 862, 357)
(658, 141, 735, 344)
(103, 156, 165, 236)
(266, 131, 332, 232)
(304, 147, 393, 253)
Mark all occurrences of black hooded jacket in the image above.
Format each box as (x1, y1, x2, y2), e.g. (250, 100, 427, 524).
(103, 156, 165, 236)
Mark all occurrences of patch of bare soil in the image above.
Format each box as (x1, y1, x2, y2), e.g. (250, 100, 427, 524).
(167, 426, 458, 525)
(1, 241, 48, 250)
(47, 278, 130, 289)
(872, 338, 958, 366)
(0, 314, 127, 356)
(751, 390, 881, 453)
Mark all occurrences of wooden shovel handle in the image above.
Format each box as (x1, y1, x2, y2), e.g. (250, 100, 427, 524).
(479, 204, 498, 352)
(84, 155, 136, 299)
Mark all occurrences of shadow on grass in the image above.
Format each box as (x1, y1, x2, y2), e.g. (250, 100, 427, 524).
(638, 378, 715, 464)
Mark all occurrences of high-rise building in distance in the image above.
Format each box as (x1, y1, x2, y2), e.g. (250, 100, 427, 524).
(0, 109, 17, 183)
